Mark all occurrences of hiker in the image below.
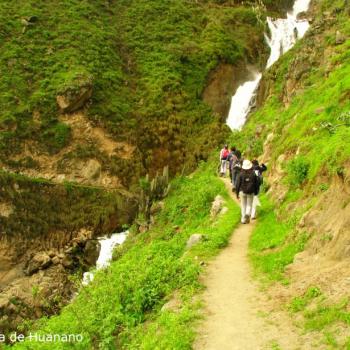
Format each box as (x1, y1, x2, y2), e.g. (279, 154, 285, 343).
(236, 159, 259, 224)
(251, 160, 267, 220)
(227, 147, 237, 181)
(234, 147, 242, 160)
(219, 145, 230, 177)
(230, 152, 242, 191)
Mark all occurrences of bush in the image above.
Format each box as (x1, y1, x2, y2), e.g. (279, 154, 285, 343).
(287, 156, 310, 187)
(42, 122, 71, 153)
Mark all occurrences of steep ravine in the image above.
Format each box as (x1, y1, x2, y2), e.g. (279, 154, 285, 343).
(0, 173, 137, 333)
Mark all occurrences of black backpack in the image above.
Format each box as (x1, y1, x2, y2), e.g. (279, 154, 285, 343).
(240, 169, 256, 194)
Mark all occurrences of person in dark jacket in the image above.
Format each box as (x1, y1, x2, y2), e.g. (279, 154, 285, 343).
(230, 154, 242, 191)
(234, 148, 242, 160)
(236, 159, 259, 224)
(227, 147, 237, 182)
(251, 160, 267, 219)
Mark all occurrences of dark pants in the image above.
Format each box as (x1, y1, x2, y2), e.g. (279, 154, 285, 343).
(232, 168, 240, 189)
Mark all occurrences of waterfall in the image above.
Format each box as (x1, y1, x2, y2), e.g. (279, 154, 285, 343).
(227, 68, 262, 130)
(226, 0, 311, 130)
(82, 231, 128, 285)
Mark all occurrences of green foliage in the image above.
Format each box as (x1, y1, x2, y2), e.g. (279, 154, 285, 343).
(8, 161, 240, 349)
(228, 0, 350, 187)
(289, 286, 350, 349)
(41, 122, 71, 153)
(288, 286, 322, 313)
(0, 0, 267, 175)
(286, 156, 310, 187)
(0, 171, 130, 239)
(249, 196, 309, 282)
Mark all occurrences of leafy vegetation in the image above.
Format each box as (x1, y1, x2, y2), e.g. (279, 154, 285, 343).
(0, 0, 269, 176)
(0, 170, 135, 238)
(6, 161, 240, 349)
(249, 195, 309, 282)
(286, 156, 310, 187)
(289, 287, 350, 349)
(231, 1, 350, 346)
(230, 0, 350, 284)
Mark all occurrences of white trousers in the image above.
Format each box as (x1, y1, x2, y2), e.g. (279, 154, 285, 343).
(220, 160, 227, 174)
(240, 192, 254, 223)
(251, 195, 261, 219)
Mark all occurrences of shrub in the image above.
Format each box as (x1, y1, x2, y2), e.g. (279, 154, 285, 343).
(286, 156, 310, 187)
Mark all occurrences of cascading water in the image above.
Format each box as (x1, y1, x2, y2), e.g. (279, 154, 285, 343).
(227, 0, 311, 130)
(227, 68, 262, 130)
(82, 231, 127, 285)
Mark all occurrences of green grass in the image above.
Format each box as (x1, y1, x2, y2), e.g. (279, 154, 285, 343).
(288, 287, 350, 349)
(249, 195, 309, 282)
(231, 0, 350, 285)
(7, 160, 240, 349)
(0, 0, 270, 177)
(229, 0, 350, 185)
(0, 170, 132, 239)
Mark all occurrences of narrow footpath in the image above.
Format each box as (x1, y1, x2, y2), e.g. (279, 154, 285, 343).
(194, 178, 304, 350)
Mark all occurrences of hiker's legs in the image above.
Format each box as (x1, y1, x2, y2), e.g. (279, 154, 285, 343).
(220, 160, 226, 175)
(240, 192, 247, 223)
(232, 169, 238, 189)
(251, 196, 258, 219)
(245, 194, 254, 218)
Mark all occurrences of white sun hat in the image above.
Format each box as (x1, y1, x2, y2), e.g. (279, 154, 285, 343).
(242, 160, 253, 170)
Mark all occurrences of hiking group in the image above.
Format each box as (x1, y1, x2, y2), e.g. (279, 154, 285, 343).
(219, 145, 267, 224)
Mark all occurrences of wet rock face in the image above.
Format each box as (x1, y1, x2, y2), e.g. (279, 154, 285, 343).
(202, 63, 261, 121)
(83, 240, 101, 266)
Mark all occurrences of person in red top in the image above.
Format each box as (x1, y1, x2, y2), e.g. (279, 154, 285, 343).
(219, 145, 230, 177)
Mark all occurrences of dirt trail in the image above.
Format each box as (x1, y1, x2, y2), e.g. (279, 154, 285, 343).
(194, 178, 305, 350)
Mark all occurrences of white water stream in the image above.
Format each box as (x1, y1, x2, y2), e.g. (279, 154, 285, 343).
(82, 231, 127, 285)
(227, 0, 311, 130)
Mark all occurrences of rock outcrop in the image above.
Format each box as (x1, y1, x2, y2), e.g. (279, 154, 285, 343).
(186, 234, 205, 250)
(56, 74, 93, 113)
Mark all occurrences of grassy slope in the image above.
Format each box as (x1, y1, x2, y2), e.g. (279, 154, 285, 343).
(229, 0, 350, 279)
(0, 0, 268, 176)
(228, 0, 350, 346)
(7, 161, 240, 349)
(0, 171, 134, 239)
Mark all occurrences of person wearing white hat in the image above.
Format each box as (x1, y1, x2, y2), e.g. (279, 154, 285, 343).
(236, 159, 259, 224)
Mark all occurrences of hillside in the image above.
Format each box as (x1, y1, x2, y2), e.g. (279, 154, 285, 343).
(0, 0, 275, 339)
(0, 0, 349, 348)
(230, 0, 350, 346)
(0, 0, 271, 181)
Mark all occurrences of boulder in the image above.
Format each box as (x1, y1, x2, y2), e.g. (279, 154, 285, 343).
(210, 195, 224, 218)
(0, 202, 14, 218)
(52, 256, 60, 265)
(81, 159, 101, 180)
(186, 234, 204, 250)
(83, 240, 101, 266)
(61, 255, 74, 269)
(56, 74, 93, 113)
(26, 253, 51, 275)
(335, 31, 346, 45)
